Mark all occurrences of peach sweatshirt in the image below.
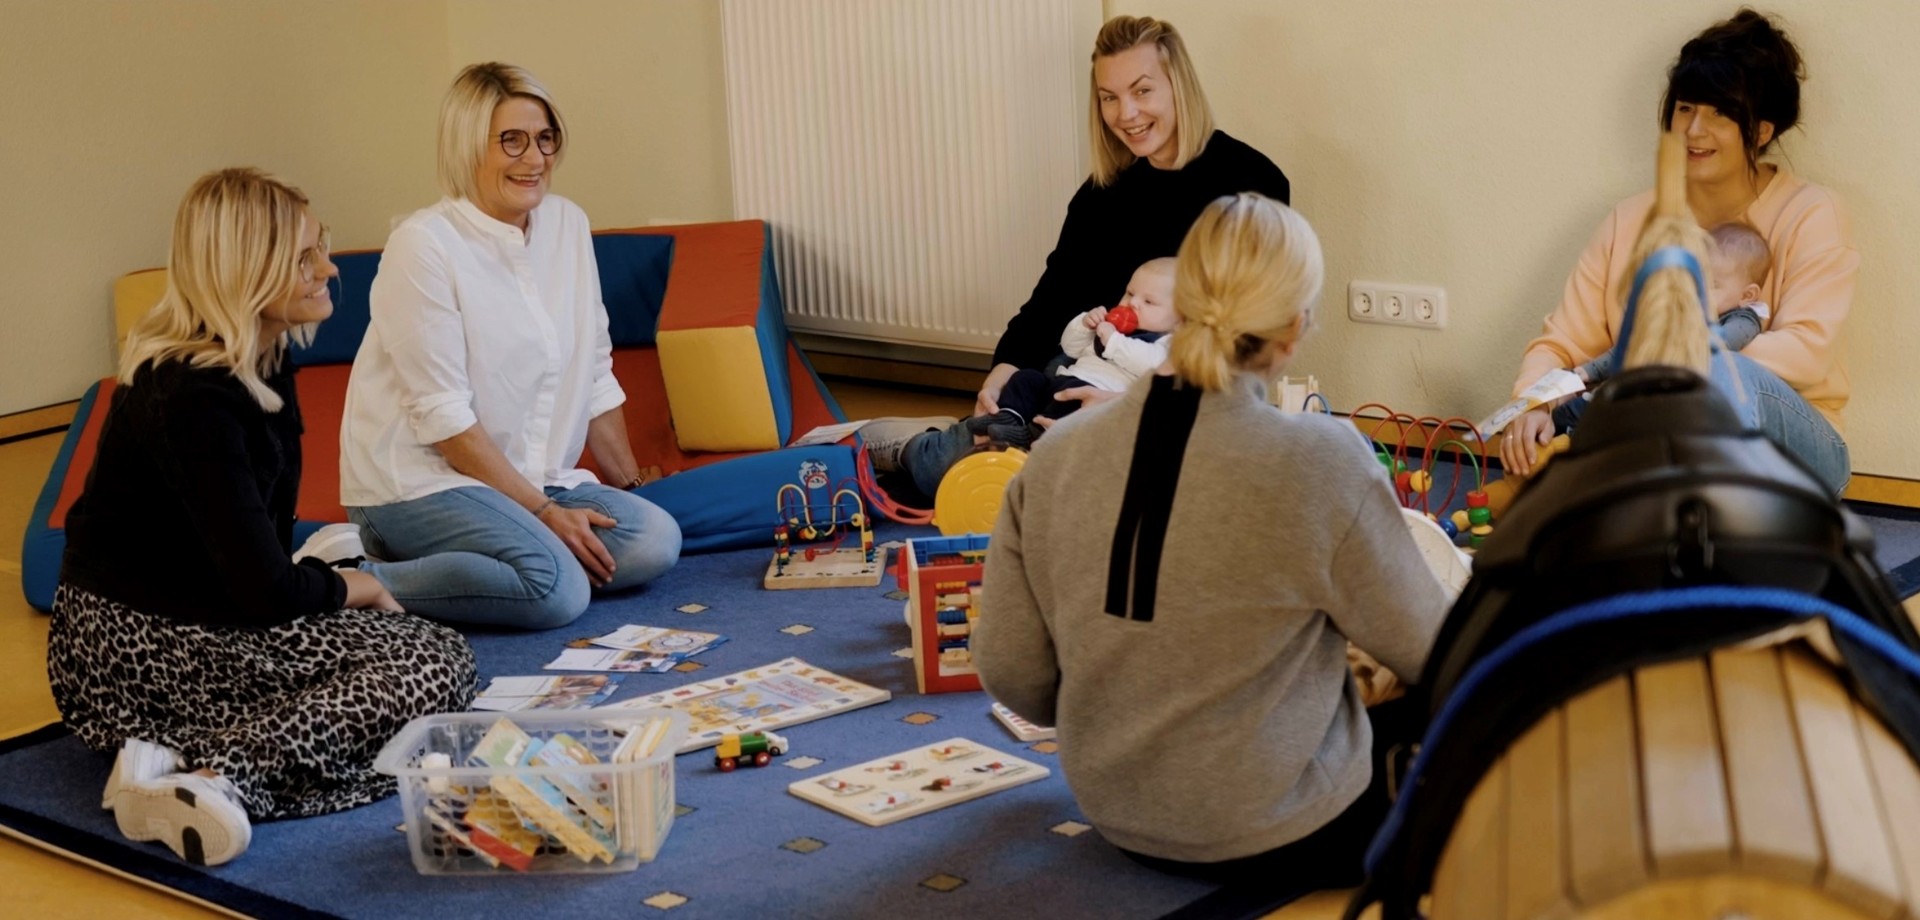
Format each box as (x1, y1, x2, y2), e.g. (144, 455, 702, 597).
(1513, 167, 1858, 432)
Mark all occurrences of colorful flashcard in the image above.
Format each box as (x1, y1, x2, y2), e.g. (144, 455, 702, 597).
(544, 648, 679, 673)
(788, 737, 1050, 827)
(589, 625, 728, 658)
(605, 657, 891, 753)
(472, 675, 623, 711)
(990, 702, 1057, 742)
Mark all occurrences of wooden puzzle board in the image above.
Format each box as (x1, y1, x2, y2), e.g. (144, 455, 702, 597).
(788, 737, 1050, 827)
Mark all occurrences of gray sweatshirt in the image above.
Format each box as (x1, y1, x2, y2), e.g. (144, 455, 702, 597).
(974, 372, 1447, 863)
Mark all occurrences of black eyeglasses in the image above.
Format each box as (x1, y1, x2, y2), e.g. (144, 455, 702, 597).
(498, 128, 561, 158)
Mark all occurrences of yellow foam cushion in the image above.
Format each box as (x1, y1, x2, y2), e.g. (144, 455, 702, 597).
(655, 326, 780, 451)
(114, 269, 169, 354)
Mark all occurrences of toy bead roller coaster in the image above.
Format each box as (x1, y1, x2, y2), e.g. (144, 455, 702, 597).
(1344, 401, 1506, 551)
(763, 463, 884, 589)
(764, 425, 1027, 588)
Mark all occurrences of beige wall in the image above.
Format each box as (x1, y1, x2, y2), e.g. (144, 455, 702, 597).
(1112, 0, 1920, 478)
(0, 0, 449, 415)
(0, 0, 732, 417)
(446, 0, 733, 231)
(10, 2, 1915, 478)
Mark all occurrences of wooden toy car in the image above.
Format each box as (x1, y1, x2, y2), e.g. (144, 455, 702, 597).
(713, 730, 789, 771)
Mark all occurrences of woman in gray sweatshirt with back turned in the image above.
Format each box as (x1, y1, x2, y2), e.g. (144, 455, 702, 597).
(975, 193, 1448, 903)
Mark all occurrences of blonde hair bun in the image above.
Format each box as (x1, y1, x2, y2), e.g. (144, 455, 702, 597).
(1166, 193, 1323, 392)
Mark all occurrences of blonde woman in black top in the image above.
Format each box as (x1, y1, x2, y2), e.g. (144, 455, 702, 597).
(51, 168, 476, 866)
(863, 15, 1291, 497)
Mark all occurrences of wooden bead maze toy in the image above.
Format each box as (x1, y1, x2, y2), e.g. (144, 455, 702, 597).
(900, 534, 990, 694)
(764, 459, 884, 589)
(1351, 402, 1497, 551)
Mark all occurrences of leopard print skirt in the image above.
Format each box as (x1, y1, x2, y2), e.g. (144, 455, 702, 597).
(47, 583, 477, 820)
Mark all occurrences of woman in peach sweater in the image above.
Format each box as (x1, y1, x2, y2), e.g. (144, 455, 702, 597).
(1503, 10, 1856, 494)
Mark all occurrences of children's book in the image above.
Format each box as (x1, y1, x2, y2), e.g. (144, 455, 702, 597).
(788, 737, 1050, 827)
(528, 732, 615, 830)
(423, 801, 503, 869)
(459, 791, 541, 871)
(589, 625, 728, 658)
(990, 702, 1056, 742)
(467, 718, 615, 863)
(610, 715, 677, 858)
(543, 648, 680, 673)
(606, 657, 891, 753)
(472, 675, 623, 711)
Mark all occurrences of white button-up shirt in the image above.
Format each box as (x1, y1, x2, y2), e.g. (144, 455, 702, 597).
(339, 195, 625, 507)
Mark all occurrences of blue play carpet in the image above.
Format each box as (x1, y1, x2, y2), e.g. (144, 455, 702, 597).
(7, 482, 1918, 920)
(0, 523, 1260, 920)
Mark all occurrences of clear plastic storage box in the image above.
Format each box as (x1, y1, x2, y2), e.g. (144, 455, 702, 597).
(374, 708, 687, 875)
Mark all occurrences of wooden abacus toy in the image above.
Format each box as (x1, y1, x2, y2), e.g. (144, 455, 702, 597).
(900, 534, 991, 694)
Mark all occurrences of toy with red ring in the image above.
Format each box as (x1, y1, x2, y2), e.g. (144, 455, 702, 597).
(1105, 305, 1139, 335)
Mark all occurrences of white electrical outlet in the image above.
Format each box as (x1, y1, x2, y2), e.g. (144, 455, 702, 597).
(1347, 281, 1447, 330)
(1383, 292, 1405, 319)
(1349, 287, 1375, 319)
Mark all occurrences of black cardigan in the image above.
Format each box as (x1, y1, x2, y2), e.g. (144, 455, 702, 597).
(60, 356, 346, 628)
(991, 130, 1292, 371)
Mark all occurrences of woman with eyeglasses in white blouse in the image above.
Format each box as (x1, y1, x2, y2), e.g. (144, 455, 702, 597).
(336, 62, 681, 630)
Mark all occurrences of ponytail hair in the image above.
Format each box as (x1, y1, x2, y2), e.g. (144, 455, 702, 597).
(1619, 131, 1713, 374)
(1167, 193, 1323, 391)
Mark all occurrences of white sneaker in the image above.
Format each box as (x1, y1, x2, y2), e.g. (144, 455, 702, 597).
(293, 523, 365, 566)
(112, 771, 252, 866)
(860, 417, 957, 473)
(101, 738, 184, 810)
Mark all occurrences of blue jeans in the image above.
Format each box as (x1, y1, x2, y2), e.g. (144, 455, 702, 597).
(1553, 352, 1849, 495)
(349, 484, 682, 630)
(901, 423, 978, 498)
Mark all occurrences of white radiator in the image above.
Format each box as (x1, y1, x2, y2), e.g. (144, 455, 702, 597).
(721, 0, 1099, 352)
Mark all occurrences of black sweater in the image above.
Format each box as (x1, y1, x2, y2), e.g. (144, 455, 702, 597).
(60, 357, 346, 628)
(991, 130, 1291, 371)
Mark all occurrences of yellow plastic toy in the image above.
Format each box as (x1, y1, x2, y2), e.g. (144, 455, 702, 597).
(932, 449, 1028, 536)
(1485, 433, 1571, 520)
